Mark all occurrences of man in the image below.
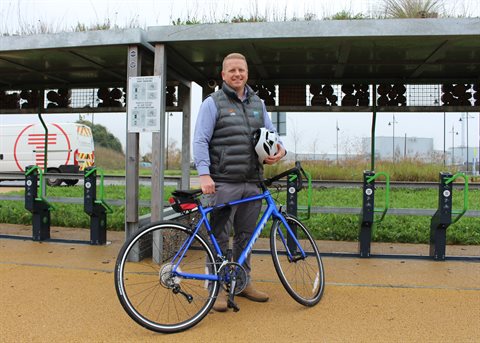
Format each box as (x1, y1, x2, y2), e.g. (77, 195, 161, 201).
(193, 52, 286, 312)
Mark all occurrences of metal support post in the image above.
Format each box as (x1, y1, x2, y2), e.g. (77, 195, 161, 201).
(429, 172, 453, 261)
(359, 170, 375, 257)
(125, 44, 141, 240)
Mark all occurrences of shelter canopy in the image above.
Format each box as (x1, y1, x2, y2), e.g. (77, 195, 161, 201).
(0, 18, 479, 113)
(0, 29, 154, 90)
(147, 18, 480, 86)
(0, 18, 479, 91)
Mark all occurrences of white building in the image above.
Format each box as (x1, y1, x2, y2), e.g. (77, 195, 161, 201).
(362, 136, 434, 161)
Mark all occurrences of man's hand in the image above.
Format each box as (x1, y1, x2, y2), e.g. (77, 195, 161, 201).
(199, 174, 216, 194)
(264, 144, 286, 165)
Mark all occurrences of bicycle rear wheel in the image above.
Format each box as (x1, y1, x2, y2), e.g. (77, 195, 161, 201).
(115, 221, 219, 333)
(270, 214, 325, 306)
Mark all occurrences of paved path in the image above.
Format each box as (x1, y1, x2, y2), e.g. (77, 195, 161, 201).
(1, 225, 479, 342)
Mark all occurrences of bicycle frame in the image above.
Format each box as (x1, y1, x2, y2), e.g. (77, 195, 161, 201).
(171, 188, 307, 282)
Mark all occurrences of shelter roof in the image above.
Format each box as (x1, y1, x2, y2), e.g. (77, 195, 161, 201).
(0, 28, 154, 90)
(147, 18, 480, 85)
(0, 18, 479, 90)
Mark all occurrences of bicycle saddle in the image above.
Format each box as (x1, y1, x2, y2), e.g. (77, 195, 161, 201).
(172, 189, 202, 198)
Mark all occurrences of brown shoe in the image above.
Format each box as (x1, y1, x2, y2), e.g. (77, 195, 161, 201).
(212, 290, 228, 312)
(238, 283, 269, 302)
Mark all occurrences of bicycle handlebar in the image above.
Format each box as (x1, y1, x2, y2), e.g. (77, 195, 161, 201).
(264, 161, 308, 191)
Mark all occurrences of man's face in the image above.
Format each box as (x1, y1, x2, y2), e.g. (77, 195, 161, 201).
(221, 58, 248, 93)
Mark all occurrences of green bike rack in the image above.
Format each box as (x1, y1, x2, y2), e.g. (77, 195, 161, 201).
(367, 171, 390, 222)
(359, 170, 390, 257)
(84, 167, 112, 245)
(284, 162, 311, 252)
(25, 165, 55, 241)
(298, 170, 312, 220)
(287, 169, 312, 220)
(446, 172, 468, 224)
(429, 172, 468, 261)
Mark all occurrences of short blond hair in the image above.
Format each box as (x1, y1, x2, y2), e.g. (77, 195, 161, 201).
(222, 53, 247, 71)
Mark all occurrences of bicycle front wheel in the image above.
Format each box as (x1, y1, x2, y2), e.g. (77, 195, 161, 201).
(270, 214, 325, 306)
(115, 222, 219, 333)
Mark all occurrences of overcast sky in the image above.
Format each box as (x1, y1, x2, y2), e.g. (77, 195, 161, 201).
(1, 0, 479, 156)
(1, 0, 478, 34)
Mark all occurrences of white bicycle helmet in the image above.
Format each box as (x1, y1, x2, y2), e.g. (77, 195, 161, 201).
(253, 128, 278, 163)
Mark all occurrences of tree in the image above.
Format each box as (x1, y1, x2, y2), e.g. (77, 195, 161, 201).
(288, 117, 302, 161)
(76, 119, 123, 153)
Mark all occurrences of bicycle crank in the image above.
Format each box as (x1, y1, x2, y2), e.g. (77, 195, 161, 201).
(218, 262, 248, 295)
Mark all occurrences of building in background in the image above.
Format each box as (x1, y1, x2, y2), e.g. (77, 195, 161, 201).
(362, 136, 434, 161)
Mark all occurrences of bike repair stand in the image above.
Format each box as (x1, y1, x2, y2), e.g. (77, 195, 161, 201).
(429, 172, 453, 261)
(429, 172, 468, 261)
(25, 165, 54, 241)
(84, 167, 112, 245)
(359, 171, 375, 257)
(286, 162, 302, 253)
(358, 171, 390, 258)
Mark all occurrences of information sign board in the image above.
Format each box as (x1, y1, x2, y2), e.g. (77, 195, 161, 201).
(127, 76, 162, 132)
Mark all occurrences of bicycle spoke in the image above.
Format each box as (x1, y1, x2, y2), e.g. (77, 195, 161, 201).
(115, 222, 219, 333)
(270, 215, 324, 306)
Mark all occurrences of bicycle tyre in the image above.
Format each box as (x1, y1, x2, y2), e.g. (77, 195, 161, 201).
(270, 214, 325, 306)
(115, 221, 219, 333)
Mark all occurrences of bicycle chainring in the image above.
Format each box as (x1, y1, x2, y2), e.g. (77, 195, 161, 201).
(218, 262, 248, 295)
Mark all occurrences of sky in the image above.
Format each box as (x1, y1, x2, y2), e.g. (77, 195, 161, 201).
(1, 0, 479, 157)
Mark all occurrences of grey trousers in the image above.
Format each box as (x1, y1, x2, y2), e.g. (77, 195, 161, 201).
(206, 182, 262, 276)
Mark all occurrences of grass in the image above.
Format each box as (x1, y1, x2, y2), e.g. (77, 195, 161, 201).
(1, 157, 478, 244)
(94, 146, 125, 170)
(264, 158, 479, 182)
(2, 0, 476, 37)
(1, 182, 479, 245)
(295, 187, 480, 245)
(383, 0, 443, 18)
(98, 157, 465, 181)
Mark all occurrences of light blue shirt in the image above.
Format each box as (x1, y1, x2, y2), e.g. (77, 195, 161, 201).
(193, 94, 281, 176)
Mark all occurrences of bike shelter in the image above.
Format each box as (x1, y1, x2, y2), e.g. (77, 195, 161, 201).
(0, 20, 479, 261)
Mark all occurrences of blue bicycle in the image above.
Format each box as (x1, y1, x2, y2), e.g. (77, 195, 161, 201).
(115, 165, 325, 333)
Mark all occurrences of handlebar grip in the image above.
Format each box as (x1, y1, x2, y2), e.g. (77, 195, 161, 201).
(298, 165, 310, 192)
(264, 162, 306, 190)
(297, 170, 303, 191)
(264, 167, 296, 186)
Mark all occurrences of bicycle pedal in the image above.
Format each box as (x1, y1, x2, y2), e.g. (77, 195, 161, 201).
(227, 299, 240, 312)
